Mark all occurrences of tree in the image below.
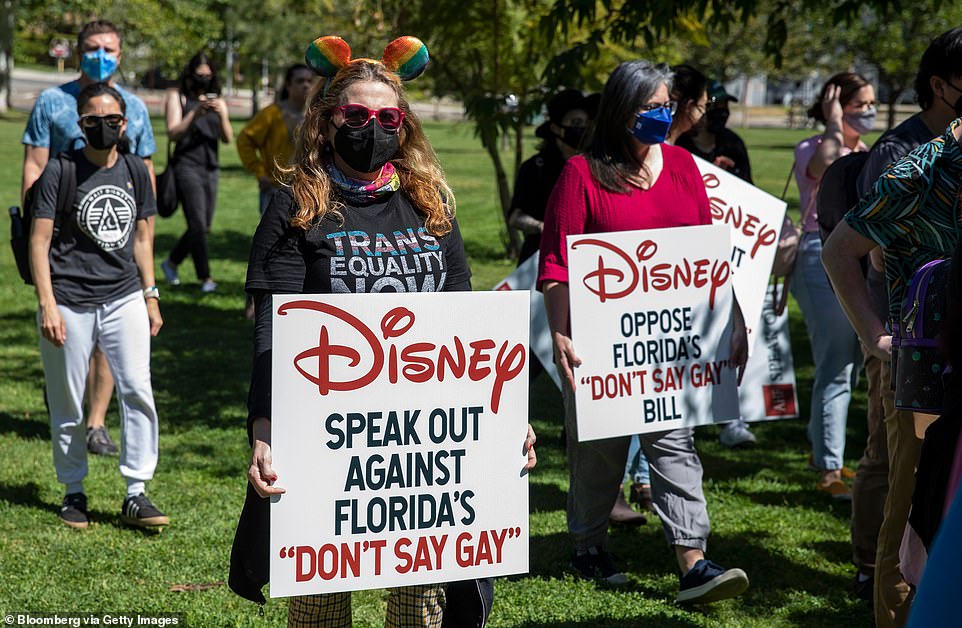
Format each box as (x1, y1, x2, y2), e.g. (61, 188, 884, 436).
(844, 2, 962, 129)
(13, 0, 221, 80)
(539, 0, 915, 78)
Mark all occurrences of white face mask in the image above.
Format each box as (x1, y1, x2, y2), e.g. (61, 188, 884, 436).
(844, 107, 876, 135)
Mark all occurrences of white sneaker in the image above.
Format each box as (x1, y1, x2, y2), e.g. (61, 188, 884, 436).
(719, 418, 757, 448)
(200, 279, 218, 294)
(161, 259, 180, 286)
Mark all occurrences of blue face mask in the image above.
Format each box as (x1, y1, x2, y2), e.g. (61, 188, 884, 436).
(80, 48, 119, 82)
(629, 106, 672, 145)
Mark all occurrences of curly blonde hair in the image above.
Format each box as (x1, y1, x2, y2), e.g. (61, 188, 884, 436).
(285, 61, 455, 236)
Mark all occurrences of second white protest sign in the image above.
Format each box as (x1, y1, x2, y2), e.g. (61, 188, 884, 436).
(567, 224, 740, 441)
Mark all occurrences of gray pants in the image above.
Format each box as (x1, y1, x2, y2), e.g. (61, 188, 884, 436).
(563, 382, 710, 552)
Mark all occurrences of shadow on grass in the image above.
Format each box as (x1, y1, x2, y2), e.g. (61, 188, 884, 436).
(153, 228, 254, 267)
(529, 481, 566, 514)
(0, 309, 43, 348)
(149, 293, 251, 433)
(162, 440, 243, 479)
(0, 480, 51, 514)
(0, 411, 49, 439)
(462, 238, 509, 264)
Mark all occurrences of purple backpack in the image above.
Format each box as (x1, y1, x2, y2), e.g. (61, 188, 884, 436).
(892, 258, 950, 413)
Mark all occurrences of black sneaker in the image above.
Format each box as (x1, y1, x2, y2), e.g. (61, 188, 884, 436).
(60, 492, 89, 529)
(570, 547, 628, 585)
(853, 571, 874, 605)
(86, 426, 119, 456)
(121, 494, 170, 528)
(676, 558, 749, 604)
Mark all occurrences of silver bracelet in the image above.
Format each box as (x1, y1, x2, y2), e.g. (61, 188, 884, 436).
(143, 286, 160, 300)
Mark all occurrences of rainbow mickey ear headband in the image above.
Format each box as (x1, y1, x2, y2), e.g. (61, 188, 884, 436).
(305, 35, 429, 81)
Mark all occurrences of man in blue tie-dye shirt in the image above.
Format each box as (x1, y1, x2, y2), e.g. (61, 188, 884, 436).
(21, 19, 157, 459)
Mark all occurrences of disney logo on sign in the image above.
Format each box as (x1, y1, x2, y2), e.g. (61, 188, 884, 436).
(572, 238, 730, 309)
(702, 172, 778, 259)
(279, 301, 526, 413)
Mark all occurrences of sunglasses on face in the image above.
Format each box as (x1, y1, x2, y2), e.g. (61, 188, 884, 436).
(79, 114, 124, 129)
(335, 104, 405, 131)
(640, 101, 678, 115)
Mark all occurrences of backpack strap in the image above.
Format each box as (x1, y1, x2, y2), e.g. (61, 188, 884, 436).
(121, 152, 151, 212)
(780, 160, 795, 201)
(53, 152, 78, 236)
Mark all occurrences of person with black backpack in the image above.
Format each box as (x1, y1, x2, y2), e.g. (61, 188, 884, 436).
(21, 20, 157, 459)
(29, 83, 168, 530)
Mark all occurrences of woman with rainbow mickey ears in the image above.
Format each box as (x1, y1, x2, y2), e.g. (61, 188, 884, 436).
(231, 35, 537, 627)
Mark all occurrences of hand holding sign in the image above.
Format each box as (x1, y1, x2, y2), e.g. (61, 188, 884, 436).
(522, 424, 537, 476)
(249, 417, 286, 498)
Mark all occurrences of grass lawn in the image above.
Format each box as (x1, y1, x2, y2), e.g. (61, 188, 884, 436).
(0, 110, 874, 627)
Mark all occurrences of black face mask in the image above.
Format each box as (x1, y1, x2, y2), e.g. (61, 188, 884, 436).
(83, 120, 122, 150)
(937, 78, 962, 117)
(557, 125, 586, 149)
(333, 121, 400, 174)
(705, 108, 730, 134)
(938, 93, 962, 117)
(192, 75, 212, 91)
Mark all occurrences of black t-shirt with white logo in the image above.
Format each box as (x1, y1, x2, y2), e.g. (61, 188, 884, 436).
(33, 150, 157, 306)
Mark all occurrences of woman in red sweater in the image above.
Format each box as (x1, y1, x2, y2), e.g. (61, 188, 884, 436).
(538, 59, 749, 604)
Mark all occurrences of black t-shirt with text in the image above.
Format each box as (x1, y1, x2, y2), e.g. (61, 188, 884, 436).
(33, 150, 157, 306)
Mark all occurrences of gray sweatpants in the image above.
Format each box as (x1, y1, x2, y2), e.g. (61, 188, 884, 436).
(563, 382, 710, 552)
(39, 290, 159, 494)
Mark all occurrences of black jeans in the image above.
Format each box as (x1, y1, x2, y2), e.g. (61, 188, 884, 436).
(170, 164, 218, 280)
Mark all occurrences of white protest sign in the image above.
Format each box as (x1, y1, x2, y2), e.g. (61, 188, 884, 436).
(567, 224, 740, 441)
(694, 156, 787, 353)
(270, 292, 530, 597)
(738, 285, 800, 422)
(493, 252, 562, 390)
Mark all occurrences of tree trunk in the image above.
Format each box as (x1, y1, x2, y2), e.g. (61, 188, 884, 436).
(481, 125, 519, 258)
(513, 117, 523, 179)
(250, 71, 259, 117)
(885, 82, 899, 131)
(0, 0, 13, 112)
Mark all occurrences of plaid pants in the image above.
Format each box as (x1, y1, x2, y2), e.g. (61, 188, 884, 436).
(288, 584, 446, 627)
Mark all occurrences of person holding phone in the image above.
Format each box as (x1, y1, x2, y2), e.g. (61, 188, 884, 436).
(160, 51, 233, 293)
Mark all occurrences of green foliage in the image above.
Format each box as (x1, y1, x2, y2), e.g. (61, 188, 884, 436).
(539, 0, 934, 77)
(14, 0, 221, 76)
(844, 0, 962, 108)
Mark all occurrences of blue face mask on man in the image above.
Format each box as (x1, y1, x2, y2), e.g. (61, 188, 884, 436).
(80, 48, 119, 82)
(629, 106, 672, 145)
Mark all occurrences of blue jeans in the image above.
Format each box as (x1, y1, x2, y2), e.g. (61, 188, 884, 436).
(790, 233, 858, 470)
(258, 187, 273, 216)
(625, 435, 651, 485)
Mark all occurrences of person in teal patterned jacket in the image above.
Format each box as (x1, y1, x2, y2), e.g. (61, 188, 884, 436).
(823, 117, 962, 627)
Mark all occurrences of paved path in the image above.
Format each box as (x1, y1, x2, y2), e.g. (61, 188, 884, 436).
(10, 67, 918, 129)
